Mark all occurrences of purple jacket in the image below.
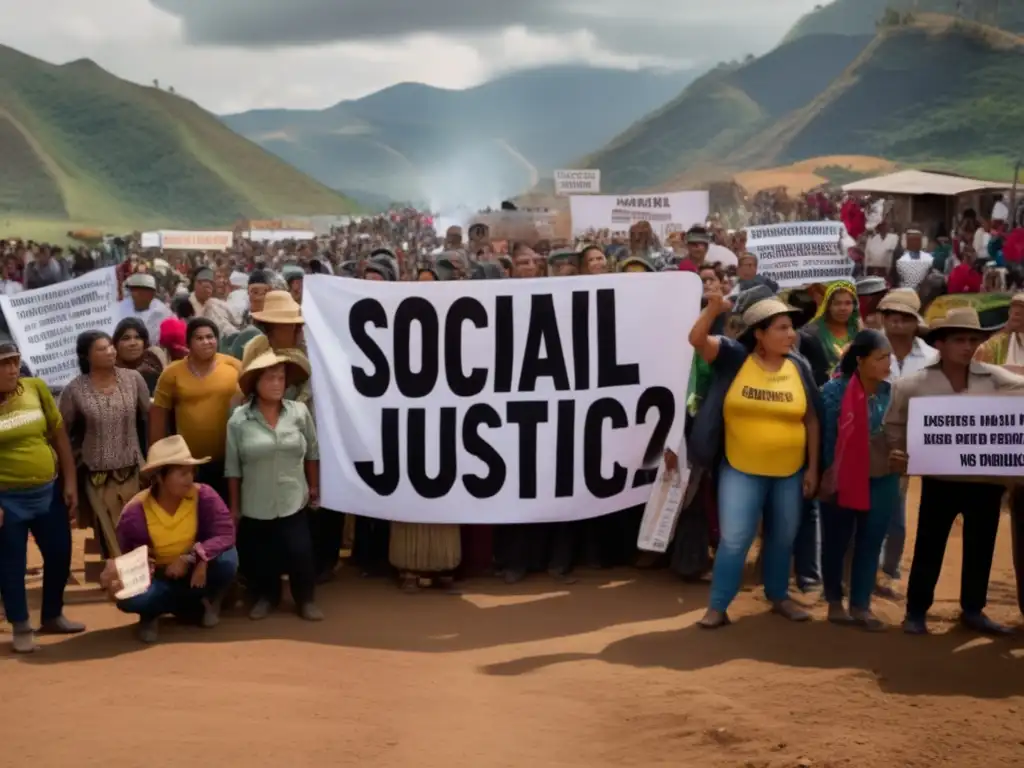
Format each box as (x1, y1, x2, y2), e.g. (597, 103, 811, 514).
(116, 483, 236, 563)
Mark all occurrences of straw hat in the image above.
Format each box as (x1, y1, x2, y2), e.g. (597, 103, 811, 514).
(741, 297, 800, 328)
(124, 272, 157, 291)
(924, 307, 984, 344)
(141, 435, 211, 475)
(1011, 293, 1024, 306)
(238, 348, 310, 397)
(877, 288, 924, 324)
(251, 290, 303, 324)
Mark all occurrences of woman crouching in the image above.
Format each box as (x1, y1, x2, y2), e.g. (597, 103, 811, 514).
(105, 435, 238, 643)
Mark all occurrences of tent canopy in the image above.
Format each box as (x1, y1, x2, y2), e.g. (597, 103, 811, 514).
(842, 169, 1010, 197)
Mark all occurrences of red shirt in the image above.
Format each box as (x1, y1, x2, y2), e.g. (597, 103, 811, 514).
(678, 259, 699, 273)
(948, 263, 982, 294)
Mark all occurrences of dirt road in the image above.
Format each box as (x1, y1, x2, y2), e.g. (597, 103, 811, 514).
(2, 485, 1023, 768)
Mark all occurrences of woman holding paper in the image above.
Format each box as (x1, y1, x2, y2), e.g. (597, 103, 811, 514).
(112, 435, 237, 644)
(818, 330, 898, 630)
(0, 341, 84, 653)
(688, 292, 822, 629)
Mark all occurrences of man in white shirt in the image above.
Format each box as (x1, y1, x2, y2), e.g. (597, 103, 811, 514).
(1, 256, 23, 297)
(117, 272, 171, 343)
(876, 289, 938, 597)
(895, 228, 934, 290)
(864, 220, 899, 276)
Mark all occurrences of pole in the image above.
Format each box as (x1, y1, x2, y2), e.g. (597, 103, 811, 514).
(1009, 159, 1021, 229)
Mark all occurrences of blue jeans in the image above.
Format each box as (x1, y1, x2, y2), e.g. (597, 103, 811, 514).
(709, 463, 804, 612)
(793, 499, 821, 588)
(0, 482, 71, 625)
(880, 479, 907, 579)
(117, 548, 238, 621)
(821, 475, 899, 610)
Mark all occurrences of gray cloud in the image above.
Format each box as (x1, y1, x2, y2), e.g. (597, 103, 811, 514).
(151, 0, 821, 64)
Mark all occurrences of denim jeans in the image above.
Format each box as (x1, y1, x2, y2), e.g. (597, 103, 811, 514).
(793, 499, 821, 589)
(709, 463, 804, 612)
(820, 475, 899, 610)
(880, 478, 908, 579)
(0, 482, 71, 625)
(117, 548, 239, 621)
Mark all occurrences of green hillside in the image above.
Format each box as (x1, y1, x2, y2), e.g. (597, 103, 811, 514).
(0, 46, 356, 236)
(584, 16, 1024, 191)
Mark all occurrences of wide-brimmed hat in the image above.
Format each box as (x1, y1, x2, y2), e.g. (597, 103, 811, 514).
(741, 297, 800, 328)
(877, 288, 924, 324)
(855, 276, 888, 297)
(618, 255, 655, 273)
(124, 272, 157, 291)
(924, 307, 984, 344)
(1011, 293, 1024, 307)
(238, 348, 310, 397)
(251, 290, 303, 324)
(141, 435, 211, 475)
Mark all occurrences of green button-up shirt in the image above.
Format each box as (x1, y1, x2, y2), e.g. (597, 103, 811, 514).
(224, 400, 319, 520)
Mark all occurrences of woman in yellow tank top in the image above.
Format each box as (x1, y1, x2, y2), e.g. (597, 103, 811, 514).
(688, 291, 821, 629)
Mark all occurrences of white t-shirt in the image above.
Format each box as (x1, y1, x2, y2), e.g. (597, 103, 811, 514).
(865, 232, 899, 270)
(973, 227, 991, 255)
(0, 279, 23, 297)
(895, 252, 934, 290)
(117, 296, 172, 345)
(888, 337, 938, 381)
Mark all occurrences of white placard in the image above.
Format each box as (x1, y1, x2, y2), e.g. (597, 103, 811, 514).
(140, 231, 162, 248)
(569, 191, 710, 239)
(637, 462, 690, 553)
(158, 230, 233, 251)
(247, 229, 316, 242)
(303, 272, 702, 524)
(555, 169, 601, 195)
(746, 221, 853, 289)
(907, 395, 1024, 476)
(0, 267, 118, 387)
(114, 545, 151, 600)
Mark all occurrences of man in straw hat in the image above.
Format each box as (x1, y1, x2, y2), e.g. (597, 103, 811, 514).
(885, 307, 1024, 636)
(103, 435, 238, 643)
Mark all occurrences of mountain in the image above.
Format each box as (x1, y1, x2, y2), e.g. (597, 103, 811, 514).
(785, 0, 1024, 42)
(222, 66, 697, 208)
(583, 14, 1024, 192)
(0, 45, 356, 236)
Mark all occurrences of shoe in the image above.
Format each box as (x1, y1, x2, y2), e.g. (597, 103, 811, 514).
(961, 612, 1014, 636)
(827, 602, 856, 625)
(12, 621, 37, 654)
(299, 602, 324, 622)
(502, 568, 526, 585)
(249, 599, 273, 621)
(137, 618, 159, 644)
(697, 609, 731, 629)
(902, 615, 928, 635)
(38, 615, 86, 635)
(850, 609, 886, 632)
(771, 599, 811, 622)
(201, 599, 222, 629)
(874, 576, 902, 600)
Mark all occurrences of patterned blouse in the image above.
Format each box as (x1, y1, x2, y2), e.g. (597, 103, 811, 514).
(59, 368, 150, 472)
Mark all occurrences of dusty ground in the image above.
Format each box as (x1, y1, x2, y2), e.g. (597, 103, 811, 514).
(2, 482, 1023, 768)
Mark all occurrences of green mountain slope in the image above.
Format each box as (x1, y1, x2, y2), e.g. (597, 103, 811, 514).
(0, 46, 356, 233)
(222, 66, 697, 208)
(585, 16, 1024, 191)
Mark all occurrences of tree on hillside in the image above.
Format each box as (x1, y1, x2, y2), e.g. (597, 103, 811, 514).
(153, 79, 160, 89)
(878, 7, 902, 27)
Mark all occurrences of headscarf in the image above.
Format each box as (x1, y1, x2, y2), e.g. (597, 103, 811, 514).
(811, 280, 860, 373)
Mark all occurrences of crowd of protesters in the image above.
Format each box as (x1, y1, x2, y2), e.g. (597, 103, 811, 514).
(2, 190, 1024, 652)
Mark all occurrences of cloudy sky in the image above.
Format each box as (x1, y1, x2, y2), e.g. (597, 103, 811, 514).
(1, 0, 827, 114)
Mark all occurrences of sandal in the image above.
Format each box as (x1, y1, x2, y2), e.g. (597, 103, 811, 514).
(827, 601, 856, 625)
(697, 609, 731, 629)
(771, 599, 811, 622)
(851, 609, 886, 632)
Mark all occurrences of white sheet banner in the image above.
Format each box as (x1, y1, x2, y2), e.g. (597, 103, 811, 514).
(907, 395, 1024, 476)
(158, 230, 234, 251)
(140, 231, 161, 248)
(247, 229, 316, 242)
(0, 267, 118, 387)
(746, 222, 853, 289)
(555, 169, 601, 195)
(303, 272, 701, 523)
(569, 191, 710, 239)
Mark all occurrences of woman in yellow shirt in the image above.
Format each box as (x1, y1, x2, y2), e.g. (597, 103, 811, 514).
(688, 292, 822, 628)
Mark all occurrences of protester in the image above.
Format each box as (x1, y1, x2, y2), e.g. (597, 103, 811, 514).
(819, 330, 898, 630)
(800, 280, 861, 385)
(24, 245, 70, 289)
(948, 245, 984, 293)
(578, 245, 608, 275)
(894, 228, 933, 290)
(688, 293, 821, 628)
(677, 226, 710, 273)
(109, 435, 238, 643)
(975, 293, 1024, 371)
(855, 276, 888, 330)
(0, 341, 82, 653)
(864, 220, 899, 277)
(118, 272, 172, 344)
(157, 316, 189, 363)
(188, 268, 239, 336)
(885, 307, 1024, 635)
(113, 317, 165, 394)
(1, 255, 24, 296)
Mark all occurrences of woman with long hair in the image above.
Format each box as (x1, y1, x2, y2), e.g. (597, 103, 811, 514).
(59, 331, 150, 559)
(819, 330, 898, 630)
(688, 292, 823, 628)
(0, 341, 82, 652)
(113, 317, 164, 394)
(578, 245, 609, 275)
(799, 280, 861, 386)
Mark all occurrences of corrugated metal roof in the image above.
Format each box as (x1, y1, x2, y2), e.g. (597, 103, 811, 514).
(842, 169, 1011, 196)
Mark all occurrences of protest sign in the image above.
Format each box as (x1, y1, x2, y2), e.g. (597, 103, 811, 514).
(247, 229, 316, 242)
(569, 192, 710, 239)
(746, 222, 853, 289)
(158, 230, 234, 251)
(555, 170, 601, 195)
(908, 395, 1024, 476)
(114, 546, 151, 600)
(140, 231, 161, 248)
(303, 272, 701, 524)
(0, 267, 118, 388)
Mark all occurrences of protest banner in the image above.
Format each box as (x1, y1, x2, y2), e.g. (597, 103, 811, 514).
(140, 231, 161, 248)
(555, 169, 601, 195)
(746, 222, 853, 289)
(158, 230, 234, 251)
(247, 229, 316, 242)
(569, 191, 710, 239)
(908, 395, 1024, 476)
(0, 267, 118, 388)
(303, 272, 701, 524)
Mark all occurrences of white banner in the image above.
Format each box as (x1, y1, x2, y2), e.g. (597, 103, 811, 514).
(555, 169, 601, 195)
(303, 272, 701, 523)
(158, 230, 234, 251)
(746, 222, 853, 289)
(0, 267, 118, 388)
(907, 395, 1024, 476)
(140, 231, 161, 248)
(247, 229, 316, 242)
(569, 191, 710, 239)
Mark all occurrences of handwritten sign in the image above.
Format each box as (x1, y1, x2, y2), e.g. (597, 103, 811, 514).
(114, 545, 151, 600)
